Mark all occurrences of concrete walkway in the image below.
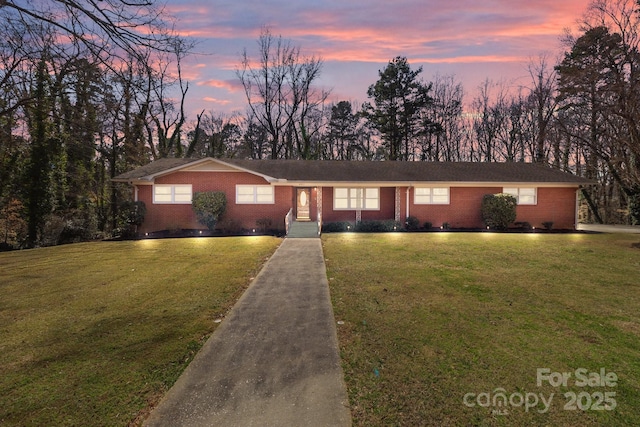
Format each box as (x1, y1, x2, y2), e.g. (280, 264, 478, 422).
(144, 238, 352, 427)
(577, 223, 640, 234)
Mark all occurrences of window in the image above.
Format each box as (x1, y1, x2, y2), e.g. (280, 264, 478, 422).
(503, 187, 536, 205)
(334, 187, 380, 210)
(236, 185, 274, 204)
(414, 187, 450, 204)
(153, 185, 192, 204)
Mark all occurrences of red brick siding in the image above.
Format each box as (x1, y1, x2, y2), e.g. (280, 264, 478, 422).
(513, 187, 577, 229)
(407, 186, 577, 229)
(137, 175, 578, 233)
(320, 186, 577, 229)
(137, 172, 292, 233)
(407, 186, 500, 228)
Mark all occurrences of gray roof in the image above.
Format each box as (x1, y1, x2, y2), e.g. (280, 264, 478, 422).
(113, 158, 592, 185)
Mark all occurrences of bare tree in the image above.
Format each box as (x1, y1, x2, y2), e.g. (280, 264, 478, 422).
(237, 28, 328, 159)
(526, 55, 559, 163)
(0, 0, 176, 61)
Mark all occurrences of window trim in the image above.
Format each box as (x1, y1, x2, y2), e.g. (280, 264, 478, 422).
(503, 187, 537, 205)
(333, 187, 380, 211)
(153, 184, 192, 204)
(413, 187, 450, 205)
(236, 185, 275, 204)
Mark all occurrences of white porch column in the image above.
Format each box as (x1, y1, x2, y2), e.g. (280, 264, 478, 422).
(395, 187, 401, 222)
(317, 187, 322, 222)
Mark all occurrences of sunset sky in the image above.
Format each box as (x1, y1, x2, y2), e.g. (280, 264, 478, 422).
(164, 0, 593, 116)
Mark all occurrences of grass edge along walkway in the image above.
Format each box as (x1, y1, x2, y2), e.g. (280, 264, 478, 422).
(324, 232, 640, 427)
(0, 236, 282, 426)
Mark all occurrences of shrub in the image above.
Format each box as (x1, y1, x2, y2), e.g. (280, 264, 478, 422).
(192, 192, 227, 230)
(121, 201, 146, 227)
(355, 220, 401, 232)
(630, 193, 640, 225)
(542, 221, 554, 231)
(441, 222, 450, 230)
(218, 218, 242, 235)
(515, 221, 532, 231)
(405, 215, 420, 231)
(481, 193, 517, 230)
(256, 217, 272, 233)
(0, 199, 27, 248)
(322, 221, 351, 232)
(41, 215, 66, 247)
(423, 221, 432, 230)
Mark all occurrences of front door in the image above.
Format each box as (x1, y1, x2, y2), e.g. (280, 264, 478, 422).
(296, 188, 311, 220)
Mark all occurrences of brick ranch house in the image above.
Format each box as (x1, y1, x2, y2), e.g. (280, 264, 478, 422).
(112, 158, 592, 235)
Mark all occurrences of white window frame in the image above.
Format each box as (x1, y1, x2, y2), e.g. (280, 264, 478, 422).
(503, 187, 537, 205)
(414, 187, 450, 205)
(333, 187, 380, 210)
(236, 185, 275, 204)
(153, 184, 192, 204)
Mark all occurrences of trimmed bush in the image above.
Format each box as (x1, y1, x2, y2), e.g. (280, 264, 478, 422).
(322, 221, 352, 232)
(542, 221, 554, 231)
(481, 193, 517, 230)
(355, 220, 401, 232)
(423, 221, 432, 230)
(218, 218, 242, 234)
(256, 217, 272, 233)
(405, 216, 420, 231)
(192, 192, 227, 230)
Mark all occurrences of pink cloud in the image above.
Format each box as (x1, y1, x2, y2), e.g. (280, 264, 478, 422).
(164, 0, 593, 116)
(203, 97, 232, 105)
(199, 79, 243, 92)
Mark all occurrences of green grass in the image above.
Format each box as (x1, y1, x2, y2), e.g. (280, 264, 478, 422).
(0, 236, 281, 426)
(323, 233, 640, 426)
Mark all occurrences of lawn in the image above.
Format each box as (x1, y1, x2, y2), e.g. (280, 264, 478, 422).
(0, 236, 281, 426)
(323, 232, 640, 426)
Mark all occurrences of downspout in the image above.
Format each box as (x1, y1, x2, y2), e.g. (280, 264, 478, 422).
(134, 185, 139, 202)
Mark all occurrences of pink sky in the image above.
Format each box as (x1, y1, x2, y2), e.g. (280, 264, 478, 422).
(164, 0, 592, 116)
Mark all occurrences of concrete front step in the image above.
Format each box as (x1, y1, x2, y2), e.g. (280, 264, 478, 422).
(287, 221, 319, 238)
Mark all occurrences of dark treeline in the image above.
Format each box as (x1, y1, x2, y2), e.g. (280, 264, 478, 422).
(1, 0, 639, 248)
